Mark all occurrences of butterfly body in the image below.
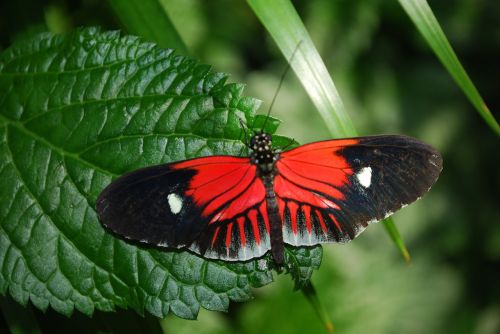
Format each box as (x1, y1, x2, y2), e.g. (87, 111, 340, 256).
(249, 132, 286, 264)
(96, 133, 442, 265)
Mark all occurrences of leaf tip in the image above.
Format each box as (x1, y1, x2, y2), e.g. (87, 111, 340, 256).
(325, 321, 335, 334)
(402, 246, 412, 264)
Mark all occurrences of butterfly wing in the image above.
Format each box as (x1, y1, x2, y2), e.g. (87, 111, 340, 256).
(96, 156, 270, 261)
(275, 135, 442, 246)
(98, 135, 442, 261)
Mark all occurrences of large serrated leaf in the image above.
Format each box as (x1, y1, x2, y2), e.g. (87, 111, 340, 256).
(0, 27, 320, 319)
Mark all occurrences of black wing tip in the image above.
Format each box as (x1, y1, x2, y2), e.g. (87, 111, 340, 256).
(427, 149, 443, 178)
(356, 134, 436, 148)
(340, 134, 444, 225)
(411, 138, 443, 186)
(357, 133, 444, 172)
(95, 181, 119, 227)
(95, 190, 108, 222)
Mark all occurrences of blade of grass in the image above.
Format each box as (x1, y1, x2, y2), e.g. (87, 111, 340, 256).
(247, 0, 410, 261)
(399, 0, 499, 136)
(107, 0, 187, 54)
(383, 218, 411, 263)
(247, 0, 356, 138)
(302, 283, 335, 334)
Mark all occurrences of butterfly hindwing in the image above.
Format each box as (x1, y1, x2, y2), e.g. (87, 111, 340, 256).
(275, 135, 442, 246)
(96, 156, 270, 261)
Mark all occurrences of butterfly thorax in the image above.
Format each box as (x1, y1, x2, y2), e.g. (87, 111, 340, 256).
(249, 132, 279, 174)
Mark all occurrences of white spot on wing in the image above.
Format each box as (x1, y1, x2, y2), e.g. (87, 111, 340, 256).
(167, 193, 183, 214)
(357, 167, 372, 188)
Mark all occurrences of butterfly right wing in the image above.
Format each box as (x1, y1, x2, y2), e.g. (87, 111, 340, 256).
(274, 135, 442, 246)
(96, 156, 270, 261)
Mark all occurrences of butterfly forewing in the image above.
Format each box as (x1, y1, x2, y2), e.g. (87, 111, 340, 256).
(96, 156, 271, 261)
(276, 135, 443, 246)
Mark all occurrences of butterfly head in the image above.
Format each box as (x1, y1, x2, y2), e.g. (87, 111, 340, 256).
(249, 132, 278, 173)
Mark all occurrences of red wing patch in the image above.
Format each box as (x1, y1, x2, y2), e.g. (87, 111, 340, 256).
(275, 139, 358, 245)
(172, 156, 271, 260)
(173, 156, 263, 220)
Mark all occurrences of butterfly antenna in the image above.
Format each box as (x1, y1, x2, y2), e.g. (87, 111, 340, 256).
(262, 41, 304, 132)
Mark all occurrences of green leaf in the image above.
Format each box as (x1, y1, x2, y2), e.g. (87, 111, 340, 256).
(107, 0, 188, 55)
(271, 135, 299, 151)
(0, 27, 280, 319)
(399, 0, 499, 136)
(382, 219, 411, 263)
(301, 283, 334, 334)
(284, 246, 322, 291)
(252, 114, 281, 134)
(247, 0, 410, 262)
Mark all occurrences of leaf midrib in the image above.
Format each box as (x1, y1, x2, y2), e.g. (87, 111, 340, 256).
(1, 119, 244, 312)
(0, 114, 245, 176)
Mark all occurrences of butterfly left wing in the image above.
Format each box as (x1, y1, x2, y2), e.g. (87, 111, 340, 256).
(274, 135, 442, 246)
(96, 156, 271, 261)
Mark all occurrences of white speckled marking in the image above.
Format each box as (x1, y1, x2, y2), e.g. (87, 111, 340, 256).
(357, 167, 372, 188)
(167, 193, 183, 214)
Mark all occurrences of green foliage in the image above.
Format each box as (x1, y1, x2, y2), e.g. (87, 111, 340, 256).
(399, 0, 499, 136)
(107, 0, 188, 54)
(285, 246, 322, 290)
(247, 0, 357, 138)
(0, 1, 498, 333)
(0, 27, 320, 319)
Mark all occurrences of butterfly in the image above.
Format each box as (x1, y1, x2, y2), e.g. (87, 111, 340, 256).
(96, 132, 442, 265)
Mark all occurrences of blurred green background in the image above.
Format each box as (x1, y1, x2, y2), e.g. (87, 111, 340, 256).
(1, 0, 499, 333)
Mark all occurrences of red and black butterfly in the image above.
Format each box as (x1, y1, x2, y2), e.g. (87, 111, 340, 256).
(96, 132, 442, 265)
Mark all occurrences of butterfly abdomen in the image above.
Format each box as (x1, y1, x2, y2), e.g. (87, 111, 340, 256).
(249, 132, 286, 264)
(261, 174, 285, 265)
